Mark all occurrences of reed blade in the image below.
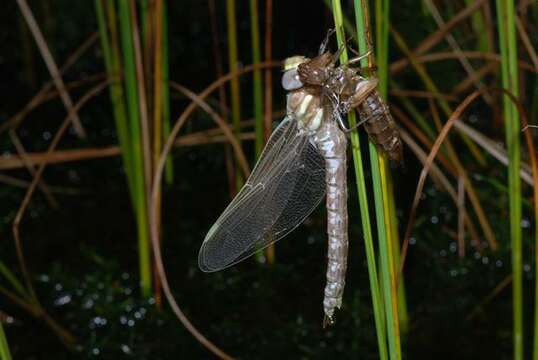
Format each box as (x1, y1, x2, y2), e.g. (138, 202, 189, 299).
(495, 1, 522, 358)
(332, 1, 389, 358)
(226, 0, 243, 190)
(0, 321, 13, 360)
(118, 0, 152, 297)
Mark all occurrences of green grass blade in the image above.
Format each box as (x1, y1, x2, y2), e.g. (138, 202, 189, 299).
(332, 1, 388, 359)
(0, 322, 12, 360)
(118, 0, 152, 297)
(387, 171, 409, 333)
(95, 0, 134, 196)
(249, 0, 263, 158)
(226, 0, 243, 189)
(495, 1, 522, 358)
(356, 0, 402, 357)
(374, 0, 408, 338)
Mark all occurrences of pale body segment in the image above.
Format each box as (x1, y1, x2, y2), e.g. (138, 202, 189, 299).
(286, 88, 348, 325)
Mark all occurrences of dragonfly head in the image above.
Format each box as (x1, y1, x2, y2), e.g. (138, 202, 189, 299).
(297, 51, 334, 86)
(281, 56, 309, 91)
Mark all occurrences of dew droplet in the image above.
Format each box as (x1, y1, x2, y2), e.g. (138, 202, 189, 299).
(54, 294, 72, 306)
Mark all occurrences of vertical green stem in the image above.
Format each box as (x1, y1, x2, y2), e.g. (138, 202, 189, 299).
(226, 0, 243, 189)
(375, 0, 408, 337)
(362, 0, 402, 357)
(533, 154, 538, 360)
(249, 0, 271, 263)
(332, 1, 388, 359)
(495, 1, 522, 359)
(249, 0, 263, 158)
(95, 0, 134, 196)
(387, 172, 409, 334)
(118, 0, 152, 297)
(0, 322, 12, 360)
(526, 3, 538, 358)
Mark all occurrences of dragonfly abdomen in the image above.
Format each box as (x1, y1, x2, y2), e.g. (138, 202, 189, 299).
(314, 120, 348, 326)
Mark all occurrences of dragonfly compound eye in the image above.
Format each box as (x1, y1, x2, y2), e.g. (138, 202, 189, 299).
(282, 68, 304, 91)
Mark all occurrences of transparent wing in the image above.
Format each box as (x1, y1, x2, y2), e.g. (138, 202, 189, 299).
(199, 116, 326, 272)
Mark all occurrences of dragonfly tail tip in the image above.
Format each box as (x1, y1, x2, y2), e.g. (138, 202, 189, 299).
(322, 314, 334, 328)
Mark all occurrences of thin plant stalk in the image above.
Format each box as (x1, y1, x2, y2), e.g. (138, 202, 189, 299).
(0, 322, 12, 360)
(16, 0, 86, 139)
(249, 0, 263, 157)
(374, 0, 407, 338)
(495, 1, 522, 359)
(358, 0, 402, 357)
(161, 0, 173, 184)
(332, 1, 388, 359)
(249, 0, 273, 264)
(532, 85, 538, 360)
(526, 126, 538, 360)
(387, 171, 409, 334)
(153, 0, 164, 174)
(152, 0, 164, 306)
(226, 0, 243, 190)
(95, 0, 134, 195)
(97, 0, 157, 298)
(263, 0, 273, 141)
(118, 0, 152, 297)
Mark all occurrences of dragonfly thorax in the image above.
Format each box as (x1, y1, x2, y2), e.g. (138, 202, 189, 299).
(286, 90, 324, 132)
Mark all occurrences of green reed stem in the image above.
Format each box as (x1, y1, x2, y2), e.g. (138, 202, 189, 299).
(534, 162, 538, 360)
(161, 0, 173, 184)
(118, 0, 152, 297)
(495, 1, 522, 358)
(357, 0, 402, 357)
(534, 8, 538, 352)
(226, 0, 243, 189)
(249, 0, 263, 157)
(0, 322, 12, 360)
(371, 153, 400, 360)
(95, 0, 134, 194)
(387, 172, 409, 334)
(523, 18, 538, 360)
(332, 1, 387, 359)
(374, 0, 406, 342)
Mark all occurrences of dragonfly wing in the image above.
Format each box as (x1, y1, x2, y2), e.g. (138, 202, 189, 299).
(199, 116, 326, 272)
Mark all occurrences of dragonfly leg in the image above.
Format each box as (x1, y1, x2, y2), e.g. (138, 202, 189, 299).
(319, 28, 336, 55)
(345, 46, 372, 66)
(330, 44, 346, 65)
(336, 111, 373, 133)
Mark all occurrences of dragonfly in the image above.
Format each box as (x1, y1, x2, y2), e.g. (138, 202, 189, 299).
(199, 30, 402, 326)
